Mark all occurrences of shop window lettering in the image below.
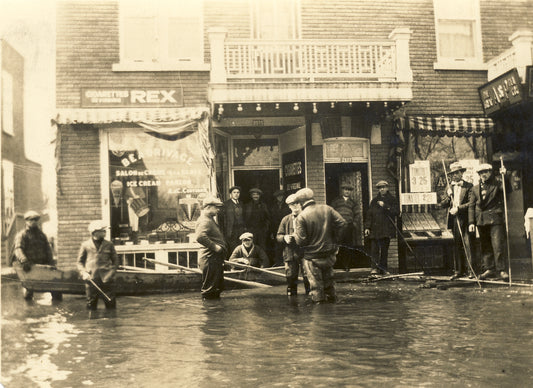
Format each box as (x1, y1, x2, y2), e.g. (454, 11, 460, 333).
(120, 149, 194, 167)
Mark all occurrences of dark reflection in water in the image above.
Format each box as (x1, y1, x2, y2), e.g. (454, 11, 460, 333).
(2, 280, 532, 387)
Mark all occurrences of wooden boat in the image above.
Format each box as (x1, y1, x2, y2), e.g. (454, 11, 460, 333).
(12, 261, 370, 296)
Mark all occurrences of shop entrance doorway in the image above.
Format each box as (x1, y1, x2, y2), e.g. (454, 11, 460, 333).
(325, 163, 371, 268)
(233, 169, 281, 204)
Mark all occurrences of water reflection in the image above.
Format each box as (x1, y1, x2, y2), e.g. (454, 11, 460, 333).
(2, 281, 533, 387)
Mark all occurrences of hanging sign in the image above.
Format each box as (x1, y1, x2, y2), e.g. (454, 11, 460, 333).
(282, 148, 306, 194)
(526, 65, 533, 99)
(478, 68, 523, 115)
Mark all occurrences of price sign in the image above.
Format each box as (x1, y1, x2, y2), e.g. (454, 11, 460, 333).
(409, 160, 431, 193)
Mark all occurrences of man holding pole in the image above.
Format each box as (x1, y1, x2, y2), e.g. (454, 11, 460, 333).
(195, 195, 228, 299)
(440, 162, 474, 280)
(468, 163, 511, 281)
(77, 220, 119, 309)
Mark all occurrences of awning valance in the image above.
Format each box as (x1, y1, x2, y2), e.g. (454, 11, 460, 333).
(53, 107, 209, 125)
(408, 116, 494, 136)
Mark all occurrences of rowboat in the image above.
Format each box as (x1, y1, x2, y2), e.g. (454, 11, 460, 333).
(12, 261, 371, 296)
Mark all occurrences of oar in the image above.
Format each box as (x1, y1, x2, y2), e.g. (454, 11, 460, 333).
(87, 278, 112, 302)
(143, 258, 271, 288)
(224, 260, 286, 279)
(368, 272, 424, 282)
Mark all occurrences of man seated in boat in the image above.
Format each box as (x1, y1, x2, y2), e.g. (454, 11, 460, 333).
(229, 232, 269, 268)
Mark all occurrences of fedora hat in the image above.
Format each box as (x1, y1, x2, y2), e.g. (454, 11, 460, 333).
(449, 162, 466, 174)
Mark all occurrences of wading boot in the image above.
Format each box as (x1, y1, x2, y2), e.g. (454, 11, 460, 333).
(479, 269, 496, 280)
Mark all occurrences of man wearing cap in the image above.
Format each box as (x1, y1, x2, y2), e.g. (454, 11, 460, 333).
(364, 180, 399, 276)
(195, 195, 227, 299)
(13, 211, 56, 300)
(221, 186, 246, 252)
(293, 188, 346, 303)
(277, 194, 310, 296)
(331, 184, 360, 271)
(77, 220, 119, 309)
(269, 189, 291, 266)
(440, 162, 474, 280)
(468, 163, 511, 281)
(244, 188, 270, 253)
(229, 232, 269, 268)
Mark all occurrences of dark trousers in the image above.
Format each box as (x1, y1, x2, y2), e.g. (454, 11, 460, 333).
(199, 255, 224, 299)
(85, 279, 116, 310)
(370, 237, 390, 273)
(337, 224, 355, 269)
(477, 224, 506, 272)
(451, 217, 472, 274)
(285, 258, 310, 295)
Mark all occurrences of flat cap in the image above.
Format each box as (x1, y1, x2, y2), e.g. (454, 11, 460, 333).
(24, 210, 40, 220)
(249, 187, 263, 195)
(294, 188, 314, 202)
(239, 232, 254, 240)
(376, 180, 389, 187)
(476, 163, 493, 173)
(229, 185, 241, 193)
(285, 194, 298, 205)
(202, 195, 223, 208)
(449, 162, 466, 174)
(88, 220, 108, 233)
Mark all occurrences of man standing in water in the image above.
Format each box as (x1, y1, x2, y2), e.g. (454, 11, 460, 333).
(13, 210, 57, 300)
(196, 195, 227, 299)
(294, 188, 346, 303)
(77, 220, 119, 310)
(277, 194, 310, 296)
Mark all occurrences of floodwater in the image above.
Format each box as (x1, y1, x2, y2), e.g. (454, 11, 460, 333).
(1, 279, 533, 388)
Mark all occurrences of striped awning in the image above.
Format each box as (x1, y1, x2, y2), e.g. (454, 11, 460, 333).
(53, 107, 209, 125)
(408, 116, 494, 136)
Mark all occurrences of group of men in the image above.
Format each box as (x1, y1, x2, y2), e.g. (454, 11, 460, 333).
(441, 162, 511, 281)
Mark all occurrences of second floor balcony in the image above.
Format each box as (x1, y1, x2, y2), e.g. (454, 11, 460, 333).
(208, 27, 413, 104)
(486, 30, 533, 83)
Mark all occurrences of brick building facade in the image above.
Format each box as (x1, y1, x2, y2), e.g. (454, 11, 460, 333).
(55, 1, 533, 274)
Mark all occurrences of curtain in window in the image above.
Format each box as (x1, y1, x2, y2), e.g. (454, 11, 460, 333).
(438, 20, 475, 58)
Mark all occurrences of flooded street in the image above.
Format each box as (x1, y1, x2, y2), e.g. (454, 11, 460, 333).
(2, 279, 533, 387)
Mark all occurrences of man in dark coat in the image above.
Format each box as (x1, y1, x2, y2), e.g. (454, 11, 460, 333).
(14, 210, 56, 300)
(364, 180, 399, 276)
(277, 194, 310, 296)
(331, 184, 359, 270)
(468, 163, 510, 281)
(77, 220, 119, 309)
(294, 188, 346, 303)
(439, 162, 474, 280)
(244, 188, 270, 252)
(221, 186, 245, 252)
(269, 189, 291, 266)
(195, 195, 227, 299)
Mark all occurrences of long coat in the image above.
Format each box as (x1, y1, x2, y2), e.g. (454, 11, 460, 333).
(76, 239, 118, 283)
(222, 199, 245, 240)
(195, 213, 228, 260)
(364, 192, 399, 239)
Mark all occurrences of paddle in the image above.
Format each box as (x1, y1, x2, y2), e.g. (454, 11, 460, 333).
(87, 278, 112, 302)
(142, 258, 271, 288)
(224, 260, 286, 279)
(368, 272, 424, 282)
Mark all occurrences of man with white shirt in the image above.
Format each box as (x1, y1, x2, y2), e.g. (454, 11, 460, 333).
(440, 162, 473, 280)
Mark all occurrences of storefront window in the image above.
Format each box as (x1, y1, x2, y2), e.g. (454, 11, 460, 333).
(108, 129, 209, 244)
(215, 133, 229, 198)
(232, 138, 279, 167)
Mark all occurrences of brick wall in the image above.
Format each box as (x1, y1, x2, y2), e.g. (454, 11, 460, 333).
(56, 124, 101, 269)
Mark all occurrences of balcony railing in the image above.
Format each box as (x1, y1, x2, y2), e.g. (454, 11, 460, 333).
(224, 40, 395, 81)
(208, 27, 413, 84)
(486, 30, 533, 82)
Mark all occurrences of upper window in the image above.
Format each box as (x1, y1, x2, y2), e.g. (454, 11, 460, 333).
(114, 0, 207, 71)
(433, 0, 484, 70)
(2, 70, 14, 136)
(252, 0, 300, 40)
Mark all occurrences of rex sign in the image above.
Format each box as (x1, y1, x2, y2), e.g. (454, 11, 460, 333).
(81, 88, 183, 108)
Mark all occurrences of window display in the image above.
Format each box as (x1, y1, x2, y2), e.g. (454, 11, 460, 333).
(108, 129, 209, 244)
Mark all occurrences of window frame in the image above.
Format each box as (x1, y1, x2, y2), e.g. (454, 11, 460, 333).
(433, 0, 486, 70)
(250, 0, 301, 40)
(113, 0, 209, 72)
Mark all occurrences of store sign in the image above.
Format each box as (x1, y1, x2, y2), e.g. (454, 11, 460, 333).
(282, 148, 306, 194)
(323, 138, 368, 163)
(81, 88, 183, 108)
(401, 192, 437, 205)
(409, 160, 431, 193)
(478, 68, 523, 115)
(526, 66, 533, 99)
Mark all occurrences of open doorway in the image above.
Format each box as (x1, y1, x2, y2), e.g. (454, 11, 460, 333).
(325, 163, 371, 268)
(233, 169, 281, 204)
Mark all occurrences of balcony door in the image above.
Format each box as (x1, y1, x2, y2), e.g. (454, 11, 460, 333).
(252, 0, 300, 40)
